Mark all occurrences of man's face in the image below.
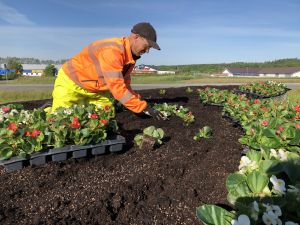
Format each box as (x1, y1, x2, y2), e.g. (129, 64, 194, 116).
(132, 35, 151, 56)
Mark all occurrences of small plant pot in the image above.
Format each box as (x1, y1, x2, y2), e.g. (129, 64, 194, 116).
(109, 144, 123, 152)
(91, 146, 106, 155)
(0, 156, 28, 172)
(49, 146, 71, 162)
(72, 149, 87, 159)
(51, 153, 67, 162)
(30, 152, 47, 166)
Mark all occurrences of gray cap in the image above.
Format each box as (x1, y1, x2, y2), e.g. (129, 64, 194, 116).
(131, 22, 161, 50)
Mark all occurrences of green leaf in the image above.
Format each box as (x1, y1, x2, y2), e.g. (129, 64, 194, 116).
(226, 173, 252, 204)
(260, 136, 281, 149)
(196, 205, 235, 225)
(247, 171, 269, 194)
(246, 150, 261, 163)
(0, 145, 13, 160)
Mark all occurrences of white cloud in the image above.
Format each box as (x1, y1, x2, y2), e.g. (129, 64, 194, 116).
(0, 1, 35, 26)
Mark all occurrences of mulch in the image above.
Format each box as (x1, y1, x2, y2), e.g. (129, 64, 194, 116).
(0, 86, 244, 225)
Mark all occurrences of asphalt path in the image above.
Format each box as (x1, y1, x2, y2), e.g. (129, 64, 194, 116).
(0, 83, 300, 91)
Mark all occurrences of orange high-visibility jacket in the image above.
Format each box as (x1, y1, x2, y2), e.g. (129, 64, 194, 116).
(62, 37, 147, 113)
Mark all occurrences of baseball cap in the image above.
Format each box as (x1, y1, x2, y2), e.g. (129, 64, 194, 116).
(131, 22, 161, 50)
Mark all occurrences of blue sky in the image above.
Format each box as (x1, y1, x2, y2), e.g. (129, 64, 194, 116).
(0, 0, 300, 65)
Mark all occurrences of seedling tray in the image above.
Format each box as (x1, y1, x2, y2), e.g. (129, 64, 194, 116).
(0, 135, 126, 172)
(201, 102, 224, 107)
(233, 88, 290, 101)
(222, 113, 241, 127)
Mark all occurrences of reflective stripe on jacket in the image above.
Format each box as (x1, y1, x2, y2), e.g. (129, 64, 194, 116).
(62, 37, 147, 113)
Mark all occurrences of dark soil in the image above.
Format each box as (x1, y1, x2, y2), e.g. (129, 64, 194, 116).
(0, 86, 244, 225)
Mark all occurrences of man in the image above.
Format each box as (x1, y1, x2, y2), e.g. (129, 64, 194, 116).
(51, 22, 165, 120)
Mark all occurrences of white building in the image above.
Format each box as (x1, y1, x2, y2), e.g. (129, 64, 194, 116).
(22, 64, 62, 76)
(222, 67, 300, 77)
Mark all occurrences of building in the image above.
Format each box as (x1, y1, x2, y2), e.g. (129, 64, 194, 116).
(222, 68, 261, 77)
(222, 67, 300, 77)
(132, 64, 157, 74)
(132, 64, 176, 75)
(258, 67, 300, 77)
(22, 64, 61, 76)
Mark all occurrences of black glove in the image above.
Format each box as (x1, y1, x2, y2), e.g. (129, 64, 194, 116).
(143, 106, 167, 120)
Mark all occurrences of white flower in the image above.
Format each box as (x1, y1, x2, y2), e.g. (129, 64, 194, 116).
(285, 221, 299, 225)
(250, 201, 260, 221)
(239, 156, 252, 170)
(277, 149, 287, 161)
(262, 212, 277, 225)
(64, 108, 73, 115)
(270, 175, 286, 194)
(0, 116, 3, 122)
(271, 205, 282, 217)
(231, 214, 250, 225)
(270, 149, 278, 159)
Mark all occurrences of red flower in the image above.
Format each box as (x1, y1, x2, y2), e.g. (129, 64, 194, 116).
(101, 119, 108, 125)
(208, 93, 214, 97)
(295, 124, 300, 129)
(70, 117, 81, 129)
(90, 113, 98, 119)
(253, 99, 260, 104)
(187, 111, 193, 117)
(261, 121, 269, 126)
(104, 105, 110, 111)
(7, 122, 17, 133)
(25, 131, 31, 137)
(276, 126, 284, 135)
(260, 106, 268, 111)
(31, 129, 41, 137)
(2, 107, 11, 113)
(294, 105, 300, 112)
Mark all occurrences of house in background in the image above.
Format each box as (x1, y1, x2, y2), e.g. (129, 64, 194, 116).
(132, 64, 157, 74)
(132, 64, 176, 75)
(22, 64, 61, 76)
(258, 67, 300, 77)
(222, 67, 300, 77)
(222, 68, 261, 77)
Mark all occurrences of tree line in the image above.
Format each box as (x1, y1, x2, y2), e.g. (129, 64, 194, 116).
(1, 57, 300, 75)
(0, 57, 66, 65)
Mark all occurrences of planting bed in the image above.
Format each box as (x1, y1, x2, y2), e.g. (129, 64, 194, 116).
(0, 86, 244, 225)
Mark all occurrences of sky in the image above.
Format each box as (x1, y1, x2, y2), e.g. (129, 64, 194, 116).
(0, 0, 300, 65)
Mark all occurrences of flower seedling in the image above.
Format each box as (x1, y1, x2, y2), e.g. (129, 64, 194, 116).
(134, 126, 164, 149)
(185, 87, 193, 93)
(193, 126, 213, 140)
(159, 89, 166, 95)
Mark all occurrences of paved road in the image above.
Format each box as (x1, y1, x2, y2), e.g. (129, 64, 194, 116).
(0, 83, 300, 91)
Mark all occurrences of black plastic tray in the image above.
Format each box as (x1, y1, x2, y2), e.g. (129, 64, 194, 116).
(0, 135, 126, 172)
(233, 88, 290, 100)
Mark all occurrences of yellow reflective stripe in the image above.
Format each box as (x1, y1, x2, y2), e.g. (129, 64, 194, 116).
(66, 60, 85, 89)
(119, 90, 133, 104)
(88, 42, 125, 84)
(66, 40, 125, 87)
(103, 71, 123, 78)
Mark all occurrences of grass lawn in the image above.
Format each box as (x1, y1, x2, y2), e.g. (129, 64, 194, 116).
(1, 74, 300, 84)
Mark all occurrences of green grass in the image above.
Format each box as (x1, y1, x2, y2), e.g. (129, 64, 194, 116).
(287, 89, 300, 104)
(0, 76, 56, 84)
(0, 90, 52, 104)
(1, 74, 300, 85)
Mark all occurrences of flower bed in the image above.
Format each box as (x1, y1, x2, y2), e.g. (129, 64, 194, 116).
(0, 86, 298, 225)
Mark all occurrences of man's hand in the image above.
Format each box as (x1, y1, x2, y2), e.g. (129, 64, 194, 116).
(143, 106, 167, 120)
